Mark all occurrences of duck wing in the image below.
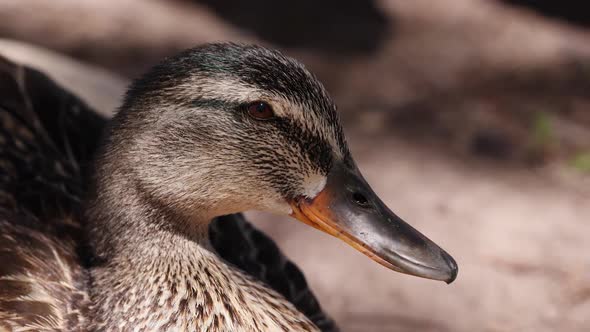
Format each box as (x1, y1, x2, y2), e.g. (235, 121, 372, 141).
(0, 55, 94, 330)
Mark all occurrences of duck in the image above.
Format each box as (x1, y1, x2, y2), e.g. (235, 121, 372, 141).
(0, 43, 457, 331)
(0, 49, 336, 331)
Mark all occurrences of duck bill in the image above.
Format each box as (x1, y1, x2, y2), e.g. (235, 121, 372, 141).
(289, 161, 458, 283)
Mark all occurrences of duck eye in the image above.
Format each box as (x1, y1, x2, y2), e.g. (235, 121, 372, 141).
(246, 101, 275, 120)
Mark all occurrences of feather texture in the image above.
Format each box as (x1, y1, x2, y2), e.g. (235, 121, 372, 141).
(0, 54, 336, 330)
(0, 55, 93, 330)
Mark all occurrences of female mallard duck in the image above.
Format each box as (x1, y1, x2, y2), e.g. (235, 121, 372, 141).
(0, 49, 335, 331)
(0, 43, 457, 331)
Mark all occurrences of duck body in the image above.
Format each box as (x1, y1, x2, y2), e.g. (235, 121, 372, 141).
(0, 56, 94, 330)
(0, 50, 329, 331)
(0, 219, 313, 330)
(89, 233, 315, 331)
(0, 217, 89, 330)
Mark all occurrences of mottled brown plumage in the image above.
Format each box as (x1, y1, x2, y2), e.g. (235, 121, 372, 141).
(85, 43, 347, 331)
(0, 55, 95, 331)
(0, 46, 341, 331)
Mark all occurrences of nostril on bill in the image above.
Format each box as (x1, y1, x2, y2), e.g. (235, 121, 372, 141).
(351, 191, 370, 208)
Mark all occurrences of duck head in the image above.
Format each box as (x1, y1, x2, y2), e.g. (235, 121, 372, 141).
(108, 43, 457, 283)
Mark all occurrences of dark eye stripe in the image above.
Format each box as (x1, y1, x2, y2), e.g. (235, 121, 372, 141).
(191, 96, 334, 176)
(272, 117, 333, 175)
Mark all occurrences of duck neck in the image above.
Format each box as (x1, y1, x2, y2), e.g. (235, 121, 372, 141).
(87, 169, 215, 259)
(86, 173, 219, 327)
(84, 174, 315, 331)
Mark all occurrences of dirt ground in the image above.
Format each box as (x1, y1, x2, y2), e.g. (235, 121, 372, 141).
(3, 0, 590, 165)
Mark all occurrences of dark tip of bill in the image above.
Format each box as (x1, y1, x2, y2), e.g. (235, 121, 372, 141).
(445, 256, 459, 284)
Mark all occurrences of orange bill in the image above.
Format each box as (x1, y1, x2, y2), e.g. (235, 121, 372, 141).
(290, 162, 458, 283)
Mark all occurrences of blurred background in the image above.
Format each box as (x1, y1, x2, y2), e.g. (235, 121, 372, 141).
(1, 0, 589, 331)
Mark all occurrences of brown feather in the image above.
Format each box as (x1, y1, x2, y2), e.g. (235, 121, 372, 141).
(0, 48, 338, 331)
